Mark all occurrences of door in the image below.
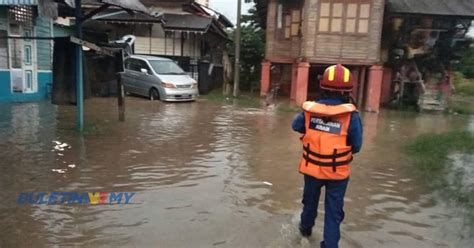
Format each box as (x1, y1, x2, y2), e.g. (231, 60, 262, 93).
(22, 26, 36, 93)
(135, 59, 156, 96)
(122, 58, 137, 93)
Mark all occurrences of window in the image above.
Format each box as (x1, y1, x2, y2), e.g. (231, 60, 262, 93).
(25, 70, 33, 91)
(0, 30, 8, 69)
(319, 2, 344, 32)
(346, 3, 370, 33)
(319, 2, 371, 34)
(277, 4, 283, 29)
(136, 60, 151, 73)
(319, 3, 331, 32)
(24, 45, 31, 65)
(358, 4, 370, 33)
(284, 14, 291, 38)
(277, 3, 302, 40)
(291, 10, 301, 36)
(125, 59, 150, 73)
(149, 60, 185, 75)
(9, 24, 21, 69)
(282, 8, 301, 39)
(9, 6, 34, 24)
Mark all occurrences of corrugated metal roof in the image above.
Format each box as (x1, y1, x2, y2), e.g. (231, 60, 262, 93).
(63, 0, 150, 14)
(0, 0, 37, 5)
(388, 0, 474, 17)
(93, 10, 162, 24)
(162, 13, 212, 32)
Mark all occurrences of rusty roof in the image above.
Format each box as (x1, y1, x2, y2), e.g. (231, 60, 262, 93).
(388, 0, 474, 17)
(63, 0, 150, 14)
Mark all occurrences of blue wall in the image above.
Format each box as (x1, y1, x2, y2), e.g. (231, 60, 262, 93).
(0, 71, 52, 102)
(0, 7, 53, 103)
(36, 16, 52, 70)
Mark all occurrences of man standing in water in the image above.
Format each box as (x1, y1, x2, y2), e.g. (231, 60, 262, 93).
(292, 64, 363, 248)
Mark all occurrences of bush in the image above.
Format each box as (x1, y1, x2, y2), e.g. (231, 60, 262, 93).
(453, 72, 474, 96)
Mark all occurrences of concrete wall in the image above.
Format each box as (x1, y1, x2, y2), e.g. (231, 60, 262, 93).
(0, 71, 51, 102)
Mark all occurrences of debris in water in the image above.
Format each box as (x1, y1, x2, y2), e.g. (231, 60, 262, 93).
(128, 149, 143, 154)
(54, 145, 64, 151)
(68, 164, 76, 168)
(263, 181, 273, 186)
(58, 153, 64, 156)
(53, 141, 61, 145)
(52, 169, 67, 174)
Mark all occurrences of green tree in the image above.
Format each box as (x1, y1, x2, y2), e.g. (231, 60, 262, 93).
(227, 6, 265, 91)
(460, 46, 474, 78)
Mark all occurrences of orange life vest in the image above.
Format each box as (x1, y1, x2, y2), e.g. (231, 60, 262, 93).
(299, 101, 357, 180)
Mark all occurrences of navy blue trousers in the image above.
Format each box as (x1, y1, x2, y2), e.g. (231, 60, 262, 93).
(300, 175, 349, 248)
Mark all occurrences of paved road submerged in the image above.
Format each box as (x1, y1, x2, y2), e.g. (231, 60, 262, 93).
(0, 97, 472, 247)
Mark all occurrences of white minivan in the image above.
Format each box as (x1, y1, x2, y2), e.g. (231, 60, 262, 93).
(122, 55, 198, 101)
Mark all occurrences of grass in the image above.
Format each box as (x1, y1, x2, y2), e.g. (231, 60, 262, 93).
(203, 90, 305, 114)
(404, 130, 474, 223)
(57, 117, 117, 136)
(450, 101, 474, 115)
(277, 105, 300, 113)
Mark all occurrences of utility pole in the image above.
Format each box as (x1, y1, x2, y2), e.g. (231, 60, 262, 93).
(233, 0, 242, 97)
(75, 0, 84, 132)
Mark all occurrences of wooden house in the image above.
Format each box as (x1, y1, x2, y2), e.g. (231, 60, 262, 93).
(256, 0, 474, 112)
(380, 0, 474, 111)
(256, 0, 385, 111)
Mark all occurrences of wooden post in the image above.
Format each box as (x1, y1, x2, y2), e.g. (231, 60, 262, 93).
(117, 73, 125, 122)
(149, 25, 152, 54)
(172, 31, 176, 56)
(233, 0, 242, 97)
(164, 31, 167, 55)
(358, 66, 367, 108)
(180, 32, 184, 56)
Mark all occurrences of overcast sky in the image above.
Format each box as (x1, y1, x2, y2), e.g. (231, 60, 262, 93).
(209, 0, 254, 26)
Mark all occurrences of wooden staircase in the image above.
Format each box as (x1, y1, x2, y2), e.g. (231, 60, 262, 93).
(418, 86, 445, 112)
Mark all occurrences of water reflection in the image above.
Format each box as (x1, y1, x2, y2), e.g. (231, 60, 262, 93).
(0, 98, 472, 247)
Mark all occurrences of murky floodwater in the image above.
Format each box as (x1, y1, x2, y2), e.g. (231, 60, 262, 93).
(0, 97, 473, 248)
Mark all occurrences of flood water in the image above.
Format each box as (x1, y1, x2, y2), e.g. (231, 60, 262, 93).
(0, 97, 473, 248)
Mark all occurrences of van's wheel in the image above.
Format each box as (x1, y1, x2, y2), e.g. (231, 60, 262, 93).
(149, 88, 160, 101)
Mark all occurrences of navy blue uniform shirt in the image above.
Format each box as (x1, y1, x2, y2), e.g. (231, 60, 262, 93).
(291, 98, 363, 154)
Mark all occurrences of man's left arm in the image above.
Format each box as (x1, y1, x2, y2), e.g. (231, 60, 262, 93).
(347, 112, 363, 154)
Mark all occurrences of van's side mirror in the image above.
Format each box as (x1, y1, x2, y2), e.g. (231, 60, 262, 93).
(140, 68, 148, 74)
